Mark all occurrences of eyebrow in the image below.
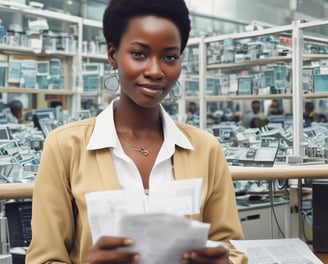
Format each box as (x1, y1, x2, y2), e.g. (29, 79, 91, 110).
(130, 41, 180, 52)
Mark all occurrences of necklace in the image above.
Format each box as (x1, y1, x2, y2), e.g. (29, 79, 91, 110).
(117, 133, 154, 157)
(132, 146, 150, 156)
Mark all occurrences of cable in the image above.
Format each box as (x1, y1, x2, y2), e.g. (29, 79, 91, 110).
(301, 208, 313, 245)
(269, 180, 286, 238)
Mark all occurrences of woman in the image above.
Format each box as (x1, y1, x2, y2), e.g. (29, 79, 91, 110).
(26, 0, 247, 263)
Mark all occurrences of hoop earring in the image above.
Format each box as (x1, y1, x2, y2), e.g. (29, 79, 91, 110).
(104, 72, 119, 96)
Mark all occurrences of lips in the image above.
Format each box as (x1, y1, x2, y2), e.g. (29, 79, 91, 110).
(137, 83, 166, 97)
(137, 83, 165, 90)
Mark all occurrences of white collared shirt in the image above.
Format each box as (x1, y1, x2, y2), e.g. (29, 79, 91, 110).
(87, 100, 194, 192)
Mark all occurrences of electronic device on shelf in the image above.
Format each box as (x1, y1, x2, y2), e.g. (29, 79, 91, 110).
(225, 146, 278, 167)
(32, 108, 56, 136)
(0, 126, 11, 143)
(76, 110, 91, 120)
(5, 200, 32, 264)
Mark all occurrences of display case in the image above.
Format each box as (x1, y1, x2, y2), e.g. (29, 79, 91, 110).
(203, 25, 294, 128)
(179, 20, 328, 162)
(0, 1, 80, 112)
(0, 1, 270, 118)
(79, 18, 113, 115)
(296, 20, 328, 160)
(160, 37, 202, 127)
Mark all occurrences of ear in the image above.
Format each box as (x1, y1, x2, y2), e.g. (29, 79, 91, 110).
(107, 43, 117, 69)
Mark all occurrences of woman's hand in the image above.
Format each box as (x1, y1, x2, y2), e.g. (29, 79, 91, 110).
(181, 245, 230, 264)
(89, 236, 140, 264)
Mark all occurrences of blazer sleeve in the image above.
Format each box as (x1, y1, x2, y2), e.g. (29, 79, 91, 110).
(26, 131, 74, 264)
(203, 143, 248, 264)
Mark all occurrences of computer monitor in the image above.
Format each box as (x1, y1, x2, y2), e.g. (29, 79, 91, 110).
(268, 115, 293, 129)
(32, 108, 56, 133)
(312, 181, 328, 253)
(76, 110, 91, 120)
(0, 126, 11, 142)
(5, 200, 32, 248)
(32, 108, 56, 121)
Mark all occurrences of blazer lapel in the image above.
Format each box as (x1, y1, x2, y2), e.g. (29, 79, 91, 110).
(95, 148, 121, 190)
(173, 147, 192, 181)
(173, 147, 207, 210)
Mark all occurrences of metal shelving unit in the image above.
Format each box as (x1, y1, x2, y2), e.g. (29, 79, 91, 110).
(180, 19, 328, 158)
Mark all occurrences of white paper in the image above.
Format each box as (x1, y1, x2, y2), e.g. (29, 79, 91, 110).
(148, 178, 202, 214)
(117, 213, 210, 264)
(231, 238, 323, 264)
(86, 188, 146, 240)
(85, 179, 206, 264)
(85, 178, 203, 243)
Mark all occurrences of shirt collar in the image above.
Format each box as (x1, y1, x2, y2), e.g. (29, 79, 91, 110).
(86, 99, 194, 151)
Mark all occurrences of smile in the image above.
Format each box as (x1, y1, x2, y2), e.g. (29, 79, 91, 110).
(137, 83, 166, 97)
(137, 83, 165, 90)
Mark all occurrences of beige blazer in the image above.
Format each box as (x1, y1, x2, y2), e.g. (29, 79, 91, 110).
(26, 118, 247, 264)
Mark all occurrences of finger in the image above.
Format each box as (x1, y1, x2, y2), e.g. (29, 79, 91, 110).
(190, 253, 229, 264)
(90, 250, 140, 264)
(95, 236, 134, 250)
(187, 248, 229, 264)
(89, 236, 140, 264)
(194, 246, 229, 258)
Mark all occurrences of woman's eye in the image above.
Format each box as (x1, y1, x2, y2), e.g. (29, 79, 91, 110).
(131, 51, 145, 58)
(163, 55, 179, 62)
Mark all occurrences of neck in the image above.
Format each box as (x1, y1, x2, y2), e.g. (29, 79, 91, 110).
(114, 98, 162, 135)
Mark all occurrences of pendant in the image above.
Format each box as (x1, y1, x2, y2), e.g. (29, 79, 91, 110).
(138, 148, 149, 156)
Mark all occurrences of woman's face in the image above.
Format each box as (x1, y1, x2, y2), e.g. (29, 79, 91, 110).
(109, 15, 182, 108)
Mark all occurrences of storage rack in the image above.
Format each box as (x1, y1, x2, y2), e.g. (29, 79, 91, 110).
(0, 1, 82, 112)
(181, 19, 328, 158)
(0, 2, 111, 114)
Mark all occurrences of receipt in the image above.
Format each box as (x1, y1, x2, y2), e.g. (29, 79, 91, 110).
(117, 213, 210, 264)
(148, 178, 202, 215)
(85, 179, 207, 263)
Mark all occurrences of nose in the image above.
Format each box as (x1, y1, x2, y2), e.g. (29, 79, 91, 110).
(144, 57, 164, 80)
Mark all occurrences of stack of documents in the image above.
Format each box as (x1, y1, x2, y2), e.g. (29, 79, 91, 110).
(86, 179, 211, 264)
(231, 238, 323, 264)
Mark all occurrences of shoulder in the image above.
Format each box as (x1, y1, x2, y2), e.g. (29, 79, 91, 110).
(175, 121, 219, 147)
(46, 117, 96, 144)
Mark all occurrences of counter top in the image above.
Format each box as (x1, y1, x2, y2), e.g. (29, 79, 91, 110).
(0, 164, 327, 199)
(230, 164, 328, 181)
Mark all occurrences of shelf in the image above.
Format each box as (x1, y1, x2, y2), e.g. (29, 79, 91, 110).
(82, 18, 102, 29)
(303, 54, 328, 61)
(204, 93, 293, 101)
(207, 56, 292, 70)
(304, 92, 328, 99)
(0, 45, 37, 55)
(204, 24, 293, 43)
(82, 53, 108, 61)
(79, 91, 102, 96)
(1, 164, 327, 199)
(0, 1, 81, 23)
(44, 50, 75, 58)
(0, 87, 74, 95)
(183, 96, 200, 101)
(0, 45, 75, 58)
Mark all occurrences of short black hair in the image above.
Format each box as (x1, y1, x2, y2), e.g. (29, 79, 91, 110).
(103, 0, 191, 54)
(252, 100, 260, 106)
(7, 100, 23, 111)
